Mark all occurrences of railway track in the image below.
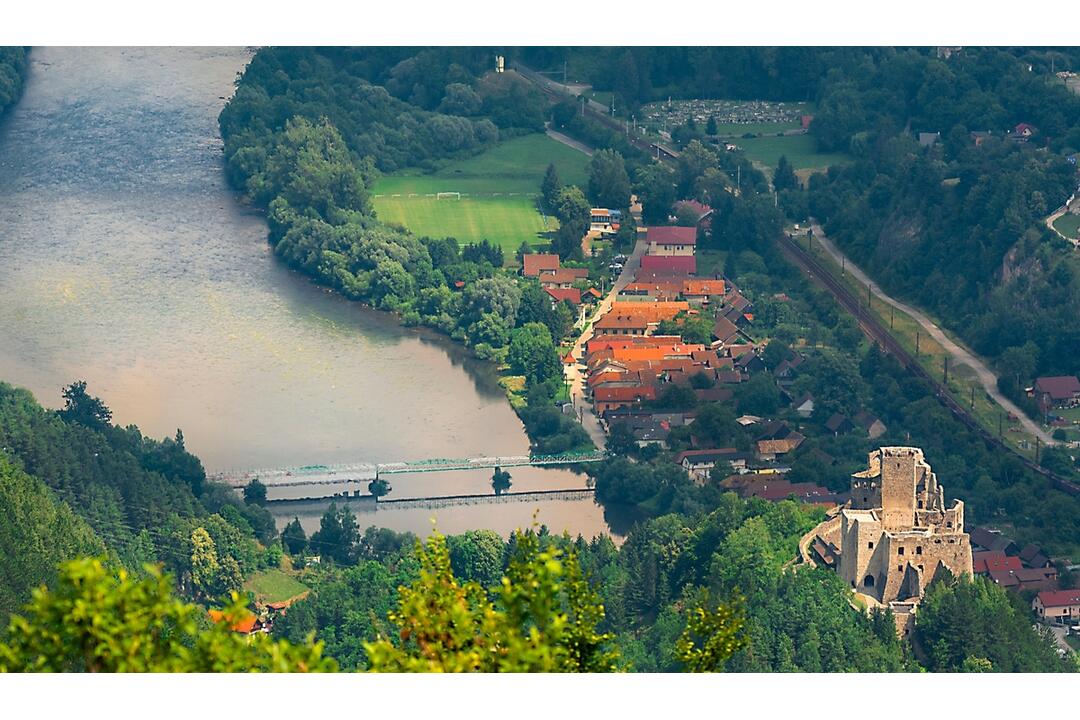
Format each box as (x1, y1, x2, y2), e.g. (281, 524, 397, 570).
(513, 64, 679, 163)
(777, 232, 1080, 497)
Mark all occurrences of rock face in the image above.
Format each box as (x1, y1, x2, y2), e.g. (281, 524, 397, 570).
(832, 447, 973, 635)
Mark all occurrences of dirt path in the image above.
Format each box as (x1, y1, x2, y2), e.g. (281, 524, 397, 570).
(809, 221, 1056, 446)
(1045, 193, 1079, 248)
(565, 235, 648, 449)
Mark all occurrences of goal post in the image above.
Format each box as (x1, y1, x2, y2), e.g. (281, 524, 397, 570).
(436, 191, 461, 200)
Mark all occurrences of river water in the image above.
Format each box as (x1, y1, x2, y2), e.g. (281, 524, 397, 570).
(0, 47, 621, 541)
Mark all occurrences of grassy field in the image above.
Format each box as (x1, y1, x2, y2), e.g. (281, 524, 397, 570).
(373, 195, 555, 252)
(372, 133, 589, 196)
(714, 121, 803, 136)
(1053, 213, 1080, 240)
(737, 134, 849, 172)
(371, 134, 589, 249)
(243, 569, 309, 605)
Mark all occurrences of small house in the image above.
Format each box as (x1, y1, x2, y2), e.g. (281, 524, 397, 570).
(854, 410, 887, 440)
(1032, 375, 1080, 410)
(1032, 589, 1080, 625)
(792, 392, 815, 418)
(824, 413, 854, 436)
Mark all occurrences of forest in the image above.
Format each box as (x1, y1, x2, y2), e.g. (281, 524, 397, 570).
(0, 47, 27, 117)
(0, 382, 278, 620)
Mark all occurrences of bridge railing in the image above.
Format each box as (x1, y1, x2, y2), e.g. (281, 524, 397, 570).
(210, 451, 609, 486)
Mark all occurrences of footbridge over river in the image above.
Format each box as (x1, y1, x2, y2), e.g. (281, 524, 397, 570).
(210, 451, 608, 490)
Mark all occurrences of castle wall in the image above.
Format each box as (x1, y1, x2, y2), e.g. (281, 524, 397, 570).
(834, 448, 973, 619)
(880, 448, 919, 531)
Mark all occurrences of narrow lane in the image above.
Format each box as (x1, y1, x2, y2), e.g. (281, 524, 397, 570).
(809, 220, 1055, 446)
(565, 234, 649, 449)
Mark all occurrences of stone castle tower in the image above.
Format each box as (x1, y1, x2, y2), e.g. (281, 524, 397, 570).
(833, 447, 972, 633)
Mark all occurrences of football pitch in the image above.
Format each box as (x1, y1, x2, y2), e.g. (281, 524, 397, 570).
(373, 195, 556, 252)
(371, 133, 588, 250)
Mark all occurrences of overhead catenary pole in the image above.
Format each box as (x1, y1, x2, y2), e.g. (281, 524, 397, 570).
(916, 331, 920, 356)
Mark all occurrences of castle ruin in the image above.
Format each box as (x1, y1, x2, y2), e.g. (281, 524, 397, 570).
(811, 447, 972, 635)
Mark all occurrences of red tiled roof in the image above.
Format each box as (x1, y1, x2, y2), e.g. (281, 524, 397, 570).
(972, 551, 1022, 574)
(647, 226, 698, 246)
(594, 386, 657, 403)
(641, 255, 696, 274)
(539, 268, 587, 286)
(522, 254, 560, 277)
(1036, 589, 1080, 608)
(545, 287, 581, 305)
(683, 279, 725, 296)
(1034, 376, 1080, 400)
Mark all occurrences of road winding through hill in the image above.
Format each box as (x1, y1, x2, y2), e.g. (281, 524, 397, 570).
(809, 221, 1056, 446)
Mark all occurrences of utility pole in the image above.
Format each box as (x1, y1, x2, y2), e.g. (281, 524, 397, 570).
(998, 413, 1003, 439)
(890, 306, 895, 329)
(970, 385, 975, 409)
(916, 331, 920, 356)
(867, 284, 872, 308)
(943, 357, 949, 384)
(841, 256, 845, 277)
(1035, 436, 1041, 465)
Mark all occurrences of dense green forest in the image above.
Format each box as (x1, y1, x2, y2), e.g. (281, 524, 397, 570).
(0, 47, 27, 117)
(0, 382, 278, 619)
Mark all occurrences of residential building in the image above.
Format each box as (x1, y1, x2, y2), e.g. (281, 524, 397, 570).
(646, 226, 697, 256)
(641, 254, 696, 274)
(1032, 375, 1080, 410)
(855, 410, 888, 440)
(793, 392, 815, 418)
(676, 448, 751, 483)
(1032, 589, 1080, 625)
(522, 253, 560, 278)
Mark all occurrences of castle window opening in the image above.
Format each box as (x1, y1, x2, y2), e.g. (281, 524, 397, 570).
(863, 575, 875, 588)
(916, 546, 922, 555)
(868, 541, 874, 549)
(897, 546, 904, 555)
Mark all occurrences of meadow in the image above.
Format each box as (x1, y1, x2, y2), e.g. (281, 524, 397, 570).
(735, 134, 849, 172)
(1052, 212, 1080, 240)
(242, 568, 310, 604)
(371, 133, 589, 250)
(374, 195, 555, 251)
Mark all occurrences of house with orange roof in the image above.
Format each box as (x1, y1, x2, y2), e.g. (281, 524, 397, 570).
(682, 279, 726, 306)
(593, 302, 689, 336)
(545, 287, 581, 306)
(522, 254, 560, 278)
(594, 385, 657, 414)
(538, 267, 588, 289)
(208, 608, 265, 635)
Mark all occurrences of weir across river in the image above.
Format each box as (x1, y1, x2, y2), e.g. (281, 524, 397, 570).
(210, 451, 608, 491)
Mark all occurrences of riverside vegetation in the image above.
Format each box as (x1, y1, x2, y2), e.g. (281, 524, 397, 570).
(2, 47, 1079, 673)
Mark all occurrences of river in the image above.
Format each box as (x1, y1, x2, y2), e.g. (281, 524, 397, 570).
(0, 47, 623, 541)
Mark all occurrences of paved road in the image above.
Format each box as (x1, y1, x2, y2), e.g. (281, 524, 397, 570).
(1047, 624, 1076, 657)
(545, 126, 594, 156)
(809, 221, 1056, 446)
(565, 235, 648, 449)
